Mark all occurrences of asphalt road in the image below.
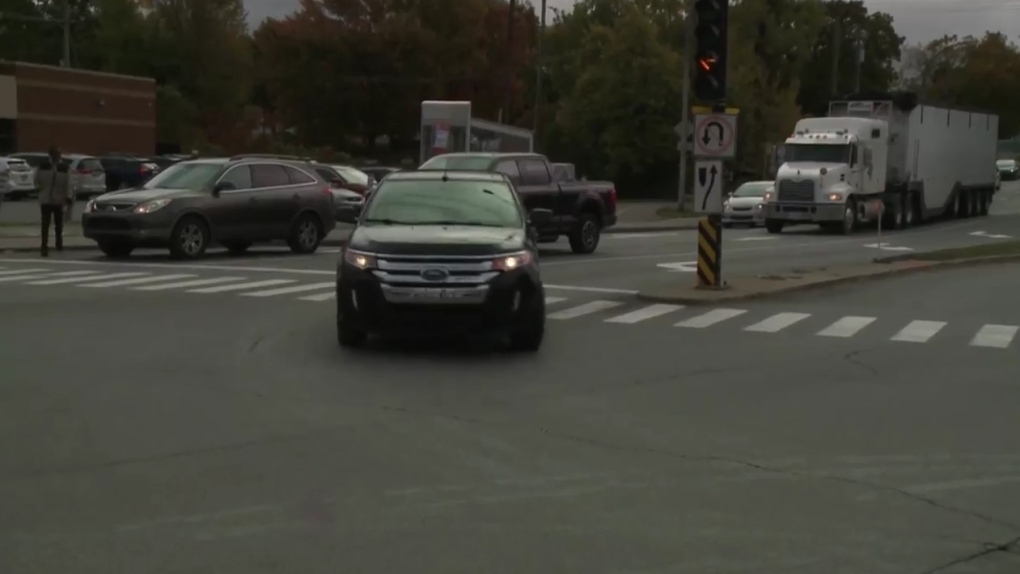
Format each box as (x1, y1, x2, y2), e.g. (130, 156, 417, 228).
(2, 257, 1020, 572)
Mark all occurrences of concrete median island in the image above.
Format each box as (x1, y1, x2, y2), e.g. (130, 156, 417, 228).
(638, 240, 1020, 304)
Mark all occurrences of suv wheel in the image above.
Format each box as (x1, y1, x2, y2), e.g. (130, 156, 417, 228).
(169, 216, 210, 259)
(509, 294, 545, 352)
(288, 213, 323, 254)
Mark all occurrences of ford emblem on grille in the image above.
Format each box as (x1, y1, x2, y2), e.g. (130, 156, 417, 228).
(420, 268, 448, 281)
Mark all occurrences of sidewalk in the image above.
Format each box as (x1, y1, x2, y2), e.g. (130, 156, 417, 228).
(0, 201, 698, 252)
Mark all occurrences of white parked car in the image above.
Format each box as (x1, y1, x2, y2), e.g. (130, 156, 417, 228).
(0, 157, 36, 200)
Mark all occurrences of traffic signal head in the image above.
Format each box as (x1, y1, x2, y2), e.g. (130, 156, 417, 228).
(693, 0, 729, 102)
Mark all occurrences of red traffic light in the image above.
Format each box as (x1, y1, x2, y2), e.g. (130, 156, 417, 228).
(698, 56, 717, 71)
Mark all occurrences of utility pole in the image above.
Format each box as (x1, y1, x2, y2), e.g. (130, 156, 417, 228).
(61, 0, 71, 67)
(853, 32, 866, 92)
(502, 0, 517, 124)
(829, 16, 840, 96)
(677, 0, 693, 211)
(532, 0, 546, 148)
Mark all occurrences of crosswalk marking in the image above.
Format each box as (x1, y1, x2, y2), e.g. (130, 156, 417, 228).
(27, 272, 143, 285)
(547, 300, 622, 320)
(675, 308, 746, 328)
(604, 304, 684, 324)
(188, 278, 295, 293)
(544, 296, 567, 305)
(135, 277, 246, 291)
(817, 316, 876, 338)
(242, 282, 335, 297)
(0, 268, 49, 276)
(0, 270, 93, 282)
(299, 291, 335, 301)
(891, 320, 946, 343)
(744, 312, 811, 333)
(81, 274, 195, 288)
(970, 324, 1018, 348)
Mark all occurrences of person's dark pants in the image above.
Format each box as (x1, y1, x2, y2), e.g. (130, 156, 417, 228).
(40, 203, 64, 255)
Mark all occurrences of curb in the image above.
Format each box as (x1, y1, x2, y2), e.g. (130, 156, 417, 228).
(636, 254, 1020, 305)
(0, 237, 351, 254)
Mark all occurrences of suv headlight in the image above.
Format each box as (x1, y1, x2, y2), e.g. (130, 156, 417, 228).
(492, 251, 531, 271)
(343, 249, 376, 269)
(133, 198, 171, 214)
(84, 200, 96, 213)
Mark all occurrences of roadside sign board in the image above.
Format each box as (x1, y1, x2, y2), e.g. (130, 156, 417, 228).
(694, 160, 724, 214)
(693, 113, 737, 158)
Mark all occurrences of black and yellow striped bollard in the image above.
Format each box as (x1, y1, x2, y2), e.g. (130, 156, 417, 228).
(696, 216, 723, 288)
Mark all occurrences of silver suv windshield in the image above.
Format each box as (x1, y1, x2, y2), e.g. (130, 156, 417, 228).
(362, 180, 522, 227)
(143, 162, 223, 189)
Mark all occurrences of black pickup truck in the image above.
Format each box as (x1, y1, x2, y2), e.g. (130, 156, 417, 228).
(418, 152, 617, 254)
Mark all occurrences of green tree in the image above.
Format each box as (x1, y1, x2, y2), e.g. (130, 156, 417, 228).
(796, 0, 903, 115)
(80, 0, 156, 76)
(554, 2, 681, 195)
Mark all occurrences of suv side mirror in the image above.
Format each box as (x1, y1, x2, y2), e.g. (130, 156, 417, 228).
(528, 208, 553, 227)
(336, 204, 362, 224)
(212, 181, 236, 195)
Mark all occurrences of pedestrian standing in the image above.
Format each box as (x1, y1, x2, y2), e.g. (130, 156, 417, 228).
(34, 146, 71, 257)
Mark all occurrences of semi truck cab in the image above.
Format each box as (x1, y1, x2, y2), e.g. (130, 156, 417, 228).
(764, 117, 887, 233)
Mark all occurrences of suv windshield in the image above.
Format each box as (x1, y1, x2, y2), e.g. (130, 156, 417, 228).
(419, 155, 494, 170)
(362, 180, 522, 227)
(785, 144, 850, 163)
(733, 182, 771, 197)
(143, 162, 223, 189)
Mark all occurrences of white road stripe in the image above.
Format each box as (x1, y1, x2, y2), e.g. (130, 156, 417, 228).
(547, 300, 623, 320)
(81, 274, 194, 288)
(544, 296, 567, 305)
(891, 320, 946, 343)
(604, 304, 684, 324)
(0, 270, 94, 282)
(675, 308, 746, 328)
(189, 279, 295, 293)
(299, 292, 335, 302)
(816, 316, 876, 338)
(135, 277, 247, 291)
(27, 272, 143, 285)
(242, 282, 335, 297)
(744, 312, 812, 333)
(543, 284, 638, 295)
(0, 268, 50, 276)
(969, 324, 1018, 348)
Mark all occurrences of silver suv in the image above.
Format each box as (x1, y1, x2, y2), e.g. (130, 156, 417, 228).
(82, 155, 337, 259)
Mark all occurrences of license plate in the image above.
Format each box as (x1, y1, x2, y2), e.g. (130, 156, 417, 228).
(409, 289, 466, 300)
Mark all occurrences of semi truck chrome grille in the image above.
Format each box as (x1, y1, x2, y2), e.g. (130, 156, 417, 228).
(777, 180, 815, 202)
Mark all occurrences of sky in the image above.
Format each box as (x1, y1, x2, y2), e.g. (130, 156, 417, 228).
(243, 0, 1019, 45)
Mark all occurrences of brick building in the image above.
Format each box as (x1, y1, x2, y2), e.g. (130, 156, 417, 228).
(0, 61, 156, 155)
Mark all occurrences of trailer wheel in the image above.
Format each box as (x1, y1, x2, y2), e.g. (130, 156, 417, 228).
(979, 190, 990, 216)
(902, 194, 916, 228)
(958, 191, 971, 217)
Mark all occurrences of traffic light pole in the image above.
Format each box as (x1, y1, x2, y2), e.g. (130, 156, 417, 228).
(677, 0, 694, 212)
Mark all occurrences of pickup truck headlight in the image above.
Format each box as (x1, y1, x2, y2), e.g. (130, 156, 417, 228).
(492, 251, 531, 271)
(133, 198, 171, 214)
(343, 249, 376, 269)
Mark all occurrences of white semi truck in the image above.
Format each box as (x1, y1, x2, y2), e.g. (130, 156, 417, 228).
(762, 92, 999, 234)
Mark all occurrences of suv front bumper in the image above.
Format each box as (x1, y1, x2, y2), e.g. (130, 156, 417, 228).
(764, 202, 844, 222)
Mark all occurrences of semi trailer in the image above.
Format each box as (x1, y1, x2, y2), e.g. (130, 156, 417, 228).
(762, 92, 999, 234)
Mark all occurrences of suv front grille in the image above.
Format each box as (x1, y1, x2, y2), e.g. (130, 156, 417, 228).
(372, 255, 498, 286)
(96, 202, 136, 212)
(777, 180, 815, 202)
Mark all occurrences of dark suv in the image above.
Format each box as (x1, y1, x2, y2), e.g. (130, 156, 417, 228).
(334, 170, 552, 351)
(82, 155, 337, 259)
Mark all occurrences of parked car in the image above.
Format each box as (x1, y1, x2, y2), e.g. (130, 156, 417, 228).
(98, 155, 161, 190)
(723, 181, 772, 228)
(8, 152, 49, 198)
(0, 157, 36, 200)
(334, 169, 550, 350)
(63, 154, 107, 199)
(307, 163, 366, 220)
(82, 155, 337, 259)
(417, 152, 617, 254)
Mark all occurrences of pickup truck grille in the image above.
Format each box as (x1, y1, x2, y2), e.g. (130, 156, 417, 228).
(777, 180, 815, 202)
(371, 255, 499, 286)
